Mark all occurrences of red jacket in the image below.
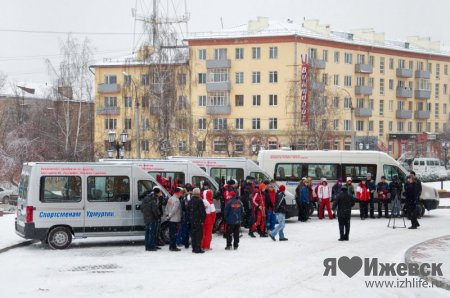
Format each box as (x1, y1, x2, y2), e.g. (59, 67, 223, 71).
(356, 183, 370, 201)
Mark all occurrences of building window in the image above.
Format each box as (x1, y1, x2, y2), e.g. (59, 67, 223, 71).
(124, 118, 132, 130)
(388, 79, 394, 90)
(214, 48, 227, 60)
(235, 95, 244, 106)
(197, 141, 206, 152)
(208, 68, 228, 83)
(435, 122, 439, 132)
(209, 92, 227, 106)
(369, 56, 375, 66)
(252, 118, 260, 130)
(269, 94, 278, 106)
(213, 118, 227, 130)
(344, 120, 351, 131)
(142, 140, 149, 152)
(389, 58, 394, 69)
(388, 121, 393, 132)
(333, 97, 339, 108)
(369, 98, 374, 110)
(252, 95, 261, 106)
(213, 140, 227, 152)
(428, 63, 432, 72)
(334, 51, 340, 63)
(435, 103, 439, 118)
(198, 73, 206, 84)
(380, 57, 385, 74)
(357, 54, 365, 64)
(356, 120, 364, 131)
(309, 48, 318, 59)
(435, 84, 440, 100)
(235, 48, 244, 60)
(142, 118, 149, 130)
(397, 121, 404, 132)
(344, 53, 352, 64)
(344, 97, 352, 109)
(379, 100, 384, 116)
(104, 118, 117, 130)
(333, 74, 339, 86)
(124, 97, 132, 108)
(141, 96, 149, 108)
(379, 120, 384, 137)
(252, 47, 261, 59)
(380, 79, 384, 95)
(177, 73, 186, 85)
(198, 49, 206, 60)
(368, 120, 374, 131)
(104, 96, 117, 107)
(198, 95, 206, 107)
(198, 118, 206, 130)
(123, 74, 131, 86)
(269, 47, 278, 59)
(105, 75, 117, 84)
(269, 71, 278, 83)
(333, 119, 339, 130)
(178, 96, 187, 110)
(268, 140, 278, 150)
(235, 72, 244, 84)
(444, 84, 447, 95)
(444, 104, 447, 114)
(416, 122, 423, 133)
(388, 100, 394, 112)
(235, 140, 244, 152)
(322, 73, 328, 85)
(344, 76, 352, 87)
(408, 121, 413, 132)
(140, 74, 149, 86)
(235, 118, 244, 130)
(178, 141, 187, 152)
(436, 64, 440, 79)
(252, 71, 261, 84)
(269, 118, 278, 130)
(323, 50, 328, 62)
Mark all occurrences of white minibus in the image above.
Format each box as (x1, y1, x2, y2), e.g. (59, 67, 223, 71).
(257, 150, 440, 216)
(412, 157, 447, 179)
(15, 162, 170, 249)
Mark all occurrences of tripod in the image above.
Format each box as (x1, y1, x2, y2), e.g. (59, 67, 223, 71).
(387, 190, 406, 229)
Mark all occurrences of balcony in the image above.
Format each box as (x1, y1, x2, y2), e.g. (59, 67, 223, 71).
(396, 110, 412, 119)
(97, 83, 120, 93)
(311, 82, 325, 91)
(355, 64, 373, 74)
(206, 105, 231, 115)
(415, 70, 431, 79)
(309, 58, 326, 69)
(396, 87, 412, 98)
(96, 106, 120, 115)
(396, 68, 413, 78)
(355, 85, 372, 95)
(414, 89, 431, 99)
(414, 110, 430, 119)
(206, 81, 231, 92)
(354, 108, 372, 117)
(206, 59, 231, 69)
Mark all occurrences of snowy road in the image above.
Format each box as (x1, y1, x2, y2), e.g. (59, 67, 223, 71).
(1, 210, 449, 297)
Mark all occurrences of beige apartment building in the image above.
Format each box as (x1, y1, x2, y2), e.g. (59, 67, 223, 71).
(92, 18, 450, 159)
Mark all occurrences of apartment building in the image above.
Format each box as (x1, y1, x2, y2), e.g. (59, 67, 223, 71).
(186, 17, 450, 158)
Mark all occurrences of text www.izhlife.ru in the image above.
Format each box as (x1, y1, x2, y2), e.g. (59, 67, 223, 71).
(365, 277, 439, 289)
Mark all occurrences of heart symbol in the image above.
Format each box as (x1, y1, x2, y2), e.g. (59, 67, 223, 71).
(338, 256, 362, 278)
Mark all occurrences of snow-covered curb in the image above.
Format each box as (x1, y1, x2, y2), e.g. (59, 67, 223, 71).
(405, 235, 450, 291)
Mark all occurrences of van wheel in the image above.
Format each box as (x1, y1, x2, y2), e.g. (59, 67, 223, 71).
(2, 196, 9, 204)
(47, 227, 72, 249)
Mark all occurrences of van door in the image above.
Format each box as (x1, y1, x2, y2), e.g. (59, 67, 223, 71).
(84, 175, 133, 235)
(133, 179, 158, 233)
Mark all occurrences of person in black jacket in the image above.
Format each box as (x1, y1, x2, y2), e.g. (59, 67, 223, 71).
(141, 187, 163, 251)
(269, 185, 288, 241)
(404, 175, 420, 229)
(224, 193, 244, 250)
(188, 188, 207, 253)
(332, 185, 355, 241)
(241, 176, 255, 229)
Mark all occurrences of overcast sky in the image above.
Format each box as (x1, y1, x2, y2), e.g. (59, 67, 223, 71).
(1, 0, 449, 86)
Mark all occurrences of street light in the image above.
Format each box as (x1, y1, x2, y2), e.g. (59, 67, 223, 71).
(108, 130, 128, 159)
(123, 71, 141, 158)
(335, 86, 355, 150)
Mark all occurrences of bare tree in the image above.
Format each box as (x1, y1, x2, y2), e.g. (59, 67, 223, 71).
(0, 72, 6, 92)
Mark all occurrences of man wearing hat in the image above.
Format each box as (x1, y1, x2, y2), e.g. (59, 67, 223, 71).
(269, 185, 288, 241)
(376, 176, 390, 218)
(141, 187, 163, 251)
(332, 184, 355, 241)
(165, 187, 183, 251)
(241, 176, 255, 230)
(251, 183, 268, 237)
(177, 184, 192, 248)
(366, 173, 377, 218)
(188, 188, 206, 253)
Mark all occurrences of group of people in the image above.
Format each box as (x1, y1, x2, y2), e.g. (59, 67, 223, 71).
(294, 171, 422, 241)
(141, 176, 289, 253)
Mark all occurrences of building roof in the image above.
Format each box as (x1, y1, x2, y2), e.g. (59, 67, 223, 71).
(185, 17, 450, 59)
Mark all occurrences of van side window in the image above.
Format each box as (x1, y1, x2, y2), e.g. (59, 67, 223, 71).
(342, 164, 377, 183)
(40, 176, 82, 203)
(19, 174, 30, 201)
(192, 176, 217, 191)
(249, 172, 270, 181)
(138, 180, 156, 201)
(306, 164, 339, 180)
(210, 168, 244, 184)
(274, 163, 303, 181)
(383, 165, 406, 182)
(87, 176, 130, 202)
(149, 171, 185, 191)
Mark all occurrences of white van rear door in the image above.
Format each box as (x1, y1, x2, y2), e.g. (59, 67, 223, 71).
(84, 173, 133, 235)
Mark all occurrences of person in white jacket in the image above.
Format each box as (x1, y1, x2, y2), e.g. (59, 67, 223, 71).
(317, 178, 333, 220)
(165, 187, 183, 251)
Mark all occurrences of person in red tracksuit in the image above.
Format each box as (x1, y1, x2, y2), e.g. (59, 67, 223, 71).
(356, 179, 371, 220)
(251, 183, 268, 237)
(317, 178, 333, 220)
(201, 182, 216, 250)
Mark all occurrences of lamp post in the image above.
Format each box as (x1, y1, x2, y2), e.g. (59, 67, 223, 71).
(336, 86, 355, 150)
(123, 71, 140, 158)
(442, 142, 450, 169)
(108, 130, 128, 159)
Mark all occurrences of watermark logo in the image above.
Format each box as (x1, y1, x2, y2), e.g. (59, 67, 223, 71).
(324, 256, 443, 278)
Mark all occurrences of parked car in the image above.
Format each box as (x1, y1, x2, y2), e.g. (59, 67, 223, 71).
(0, 187, 15, 204)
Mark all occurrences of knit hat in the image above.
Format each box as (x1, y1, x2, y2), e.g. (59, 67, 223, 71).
(153, 187, 161, 194)
(192, 188, 201, 196)
(259, 183, 266, 191)
(279, 185, 286, 192)
(346, 177, 352, 182)
(337, 177, 343, 183)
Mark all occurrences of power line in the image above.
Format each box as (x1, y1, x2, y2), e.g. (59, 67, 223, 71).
(0, 49, 133, 62)
(0, 28, 142, 36)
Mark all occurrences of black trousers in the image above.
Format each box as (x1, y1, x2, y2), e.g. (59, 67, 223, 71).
(338, 216, 351, 240)
(226, 224, 240, 248)
(407, 205, 420, 227)
(298, 202, 309, 222)
(359, 201, 368, 218)
(168, 222, 179, 249)
(378, 201, 389, 217)
(369, 194, 375, 217)
(190, 224, 204, 252)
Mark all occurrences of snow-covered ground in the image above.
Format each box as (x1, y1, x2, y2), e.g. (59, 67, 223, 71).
(0, 209, 449, 297)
